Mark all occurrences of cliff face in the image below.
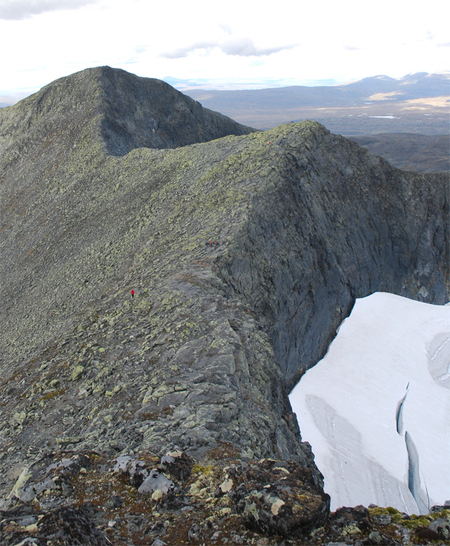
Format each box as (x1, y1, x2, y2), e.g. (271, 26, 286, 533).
(97, 66, 256, 155)
(0, 67, 449, 543)
(215, 129, 450, 389)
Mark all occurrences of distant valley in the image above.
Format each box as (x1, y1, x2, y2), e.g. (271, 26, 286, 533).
(186, 72, 450, 172)
(185, 72, 449, 134)
(349, 133, 449, 173)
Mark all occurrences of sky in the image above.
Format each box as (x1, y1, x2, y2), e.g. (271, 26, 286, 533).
(0, 0, 449, 103)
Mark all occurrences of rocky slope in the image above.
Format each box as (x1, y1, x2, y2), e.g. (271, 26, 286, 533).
(0, 67, 449, 544)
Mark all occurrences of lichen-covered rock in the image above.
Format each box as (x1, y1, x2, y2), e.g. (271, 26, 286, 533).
(2, 448, 450, 545)
(227, 459, 330, 537)
(159, 450, 195, 482)
(0, 504, 110, 546)
(33, 506, 110, 545)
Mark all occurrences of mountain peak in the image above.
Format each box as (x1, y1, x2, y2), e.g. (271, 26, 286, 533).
(0, 66, 254, 159)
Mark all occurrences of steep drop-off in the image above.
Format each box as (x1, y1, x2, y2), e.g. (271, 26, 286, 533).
(215, 130, 449, 389)
(0, 67, 449, 544)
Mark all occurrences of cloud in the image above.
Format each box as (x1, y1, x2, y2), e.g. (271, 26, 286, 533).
(162, 41, 217, 60)
(162, 37, 296, 59)
(0, 0, 98, 20)
(221, 37, 293, 57)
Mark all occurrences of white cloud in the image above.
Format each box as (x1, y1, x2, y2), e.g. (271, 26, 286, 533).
(161, 42, 218, 60)
(221, 37, 295, 57)
(162, 37, 295, 59)
(0, 0, 99, 20)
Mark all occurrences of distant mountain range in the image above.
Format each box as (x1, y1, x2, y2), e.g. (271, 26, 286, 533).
(186, 72, 449, 109)
(185, 72, 450, 135)
(2, 71, 448, 110)
(183, 72, 450, 172)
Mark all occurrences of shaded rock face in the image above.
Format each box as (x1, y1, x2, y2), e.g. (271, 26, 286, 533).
(98, 66, 255, 155)
(215, 133, 449, 388)
(0, 67, 449, 535)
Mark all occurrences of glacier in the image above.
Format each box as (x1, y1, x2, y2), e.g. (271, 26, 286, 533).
(289, 292, 450, 514)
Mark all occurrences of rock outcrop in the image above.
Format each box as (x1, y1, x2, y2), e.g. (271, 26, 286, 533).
(2, 448, 450, 545)
(0, 67, 449, 544)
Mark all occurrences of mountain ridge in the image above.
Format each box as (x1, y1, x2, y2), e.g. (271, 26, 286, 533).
(2, 70, 448, 172)
(0, 67, 449, 544)
(185, 72, 450, 108)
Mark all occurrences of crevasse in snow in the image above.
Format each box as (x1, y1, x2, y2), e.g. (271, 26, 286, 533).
(289, 292, 450, 514)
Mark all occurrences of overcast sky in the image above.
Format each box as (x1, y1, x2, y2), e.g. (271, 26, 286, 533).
(0, 0, 449, 102)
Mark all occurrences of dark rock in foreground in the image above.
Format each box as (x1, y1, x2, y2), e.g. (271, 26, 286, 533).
(2, 448, 450, 545)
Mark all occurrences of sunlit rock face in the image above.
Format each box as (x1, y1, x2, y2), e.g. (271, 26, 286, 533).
(289, 292, 450, 514)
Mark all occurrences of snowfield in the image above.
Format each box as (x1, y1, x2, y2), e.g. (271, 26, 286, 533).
(289, 292, 450, 514)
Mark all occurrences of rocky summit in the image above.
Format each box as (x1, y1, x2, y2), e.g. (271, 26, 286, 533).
(0, 66, 449, 545)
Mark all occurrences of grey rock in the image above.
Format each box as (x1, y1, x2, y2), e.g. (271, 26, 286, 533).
(429, 517, 450, 539)
(102, 495, 123, 510)
(372, 513, 392, 526)
(151, 539, 168, 546)
(112, 456, 150, 488)
(112, 455, 133, 472)
(188, 523, 201, 539)
(18, 516, 37, 527)
(368, 531, 383, 543)
(215, 133, 450, 389)
(97, 66, 255, 155)
(138, 469, 174, 495)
